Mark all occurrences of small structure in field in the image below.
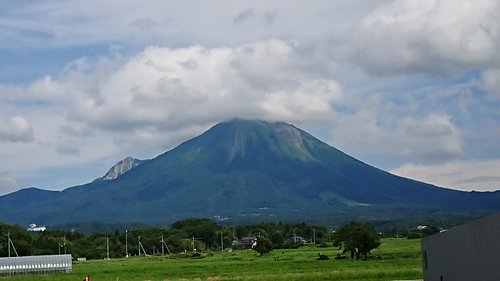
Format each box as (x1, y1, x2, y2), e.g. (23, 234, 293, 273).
(421, 212, 500, 281)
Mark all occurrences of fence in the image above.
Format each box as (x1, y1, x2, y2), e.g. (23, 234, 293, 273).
(0, 254, 72, 276)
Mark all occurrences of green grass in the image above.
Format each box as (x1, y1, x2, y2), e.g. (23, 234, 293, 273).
(2, 239, 422, 281)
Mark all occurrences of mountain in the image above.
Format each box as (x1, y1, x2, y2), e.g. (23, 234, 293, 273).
(0, 119, 499, 226)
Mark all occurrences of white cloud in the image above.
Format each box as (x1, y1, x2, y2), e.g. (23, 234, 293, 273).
(59, 122, 93, 137)
(261, 79, 343, 122)
(332, 94, 463, 163)
(0, 116, 34, 142)
(344, 0, 500, 75)
(0, 1, 381, 50)
(396, 113, 463, 160)
(56, 145, 80, 156)
(0, 174, 18, 195)
(55, 40, 343, 150)
(0, 39, 346, 164)
(481, 68, 500, 99)
(233, 8, 257, 23)
(391, 159, 500, 191)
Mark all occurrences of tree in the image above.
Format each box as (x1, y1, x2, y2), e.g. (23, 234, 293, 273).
(170, 218, 218, 249)
(253, 236, 272, 256)
(334, 221, 381, 260)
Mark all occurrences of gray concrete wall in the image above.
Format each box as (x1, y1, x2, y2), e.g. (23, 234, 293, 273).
(421, 213, 500, 281)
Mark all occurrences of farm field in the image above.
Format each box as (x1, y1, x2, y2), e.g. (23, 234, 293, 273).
(2, 238, 423, 281)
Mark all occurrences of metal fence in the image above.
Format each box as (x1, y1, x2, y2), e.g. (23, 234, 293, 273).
(0, 254, 72, 276)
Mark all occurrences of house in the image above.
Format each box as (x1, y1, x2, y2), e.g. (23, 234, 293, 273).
(289, 235, 308, 244)
(232, 236, 257, 249)
(421, 212, 500, 281)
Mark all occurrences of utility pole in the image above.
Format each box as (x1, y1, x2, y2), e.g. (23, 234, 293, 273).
(106, 236, 110, 260)
(313, 228, 316, 244)
(7, 232, 10, 258)
(6, 232, 18, 257)
(161, 234, 164, 256)
(160, 234, 171, 255)
(220, 231, 224, 252)
(125, 230, 128, 258)
(58, 237, 67, 255)
(138, 236, 141, 256)
(137, 236, 147, 256)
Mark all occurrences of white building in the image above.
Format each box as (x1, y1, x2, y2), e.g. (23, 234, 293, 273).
(27, 224, 46, 232)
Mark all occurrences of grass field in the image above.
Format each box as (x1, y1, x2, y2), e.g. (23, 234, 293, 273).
(3, 239, 423, 281)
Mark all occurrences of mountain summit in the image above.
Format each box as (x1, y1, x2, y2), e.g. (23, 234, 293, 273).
(0, 119, 498, 225)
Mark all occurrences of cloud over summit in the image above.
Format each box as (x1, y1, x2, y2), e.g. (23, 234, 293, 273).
(65, 40, 342, 152)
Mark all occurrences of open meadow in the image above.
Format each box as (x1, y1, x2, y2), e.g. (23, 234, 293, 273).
(1, 238, 422, 281)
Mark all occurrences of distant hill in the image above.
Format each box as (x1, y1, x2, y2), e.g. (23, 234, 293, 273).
(0, 119, 498, 226)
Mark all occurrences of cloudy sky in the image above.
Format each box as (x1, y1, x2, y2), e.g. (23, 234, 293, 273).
(1, 0, 500, 195)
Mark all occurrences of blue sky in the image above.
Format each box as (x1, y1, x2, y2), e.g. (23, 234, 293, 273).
(1, 0, 500, 195)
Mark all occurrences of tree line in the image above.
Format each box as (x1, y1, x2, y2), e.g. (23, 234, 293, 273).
(0, 218, 384, 260)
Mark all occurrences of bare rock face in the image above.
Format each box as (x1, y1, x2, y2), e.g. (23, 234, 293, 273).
(272, 122, 306, 150)
(103, 157, 142, 180)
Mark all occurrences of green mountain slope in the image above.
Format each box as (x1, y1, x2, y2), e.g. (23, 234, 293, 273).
(0, 119, 499, 225)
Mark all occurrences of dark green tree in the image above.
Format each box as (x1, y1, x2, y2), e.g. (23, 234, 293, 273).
(0, 223, 33, 257)
(253, 236, 272, 256)
(170, 218, 218, 249)
(270, 231, 284, 248)
(334, 221, 381, 260)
